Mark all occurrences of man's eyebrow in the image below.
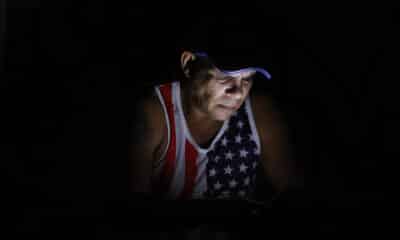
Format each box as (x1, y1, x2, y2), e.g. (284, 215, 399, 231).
(243, 76, 253, 81)
(222, 75, 235, 80)
(212, 71, 232, 80)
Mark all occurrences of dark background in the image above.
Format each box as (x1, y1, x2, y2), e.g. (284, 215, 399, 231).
(2, 1, 396, 237)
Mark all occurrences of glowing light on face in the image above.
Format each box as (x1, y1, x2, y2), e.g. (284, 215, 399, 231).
(188, 52, 272, 122)
(200, 68, 256, 121)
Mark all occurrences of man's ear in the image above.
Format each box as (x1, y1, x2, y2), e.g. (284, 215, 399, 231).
(180, 51, 196, 78)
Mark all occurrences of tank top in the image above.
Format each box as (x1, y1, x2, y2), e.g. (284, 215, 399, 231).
(153, 81, 261, 200)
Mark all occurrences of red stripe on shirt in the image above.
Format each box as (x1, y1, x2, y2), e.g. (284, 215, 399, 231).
(180, 140, 198, 199)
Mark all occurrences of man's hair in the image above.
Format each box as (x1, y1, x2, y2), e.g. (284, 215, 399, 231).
(177, 52, 227, 114)
(183, 53, 216, 81)
(178, 53, 215, 103)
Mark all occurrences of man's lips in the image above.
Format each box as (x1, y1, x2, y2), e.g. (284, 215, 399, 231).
(219, 104, 238, 110)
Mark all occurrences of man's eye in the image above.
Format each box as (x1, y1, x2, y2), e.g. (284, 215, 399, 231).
(243, 78, 253, 84)
(217, 78, 230, 84)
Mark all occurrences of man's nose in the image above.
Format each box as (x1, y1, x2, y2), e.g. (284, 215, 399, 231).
(224, 79, 244, 100)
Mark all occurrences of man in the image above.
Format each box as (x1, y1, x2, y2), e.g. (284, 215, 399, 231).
(130, 50, 301, 204)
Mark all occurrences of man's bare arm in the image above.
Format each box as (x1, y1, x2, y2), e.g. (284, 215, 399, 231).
(251, 94, 303, 195)
(129, 92, 164, 194)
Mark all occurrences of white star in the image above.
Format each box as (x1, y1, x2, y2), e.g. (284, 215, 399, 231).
(238, 190, 246, 197)
(249, 134, 256, 143)
(254, 148, 260, 155)
(237, 121, 244, 129)
(224, 165, 233, 175)
(225, 151, 234, 160)
(239, 163, 248, 173)
(229, 179, 238, 188)
(235, 135, 242, 143)
(252, 161, 257, 169)
(221, 137, 228, 146)
(214, 156, 220, 162)
(214, 181, 222, 190)
(244, 177, 250, 186)
(239, 149, 249, 158)
(209, 168, 216, 177)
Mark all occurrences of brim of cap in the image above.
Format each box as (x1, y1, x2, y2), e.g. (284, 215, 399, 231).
(221, 67, 272, 80)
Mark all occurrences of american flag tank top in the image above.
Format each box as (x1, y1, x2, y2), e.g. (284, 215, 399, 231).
(152, 81, 261, 200)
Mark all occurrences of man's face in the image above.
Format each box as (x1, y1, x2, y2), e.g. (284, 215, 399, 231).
(191, 67, 255, 121)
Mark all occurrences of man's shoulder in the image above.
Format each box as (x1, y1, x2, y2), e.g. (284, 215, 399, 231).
(138, 87, 164, 122)
(131, 85, 167, 146)
(249, 92, 287, 132)
(135, 81, 177, 125)
(250, 92, 278, 114)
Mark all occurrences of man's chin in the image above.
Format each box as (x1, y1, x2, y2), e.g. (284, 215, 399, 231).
(213, 111, 235, 121)
(208, 105, 238, 121)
